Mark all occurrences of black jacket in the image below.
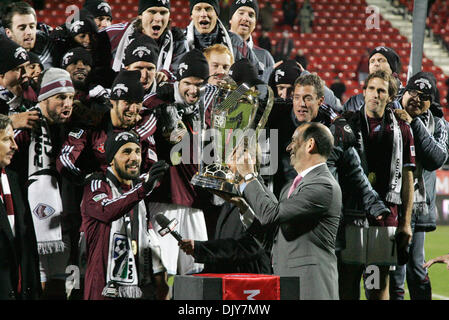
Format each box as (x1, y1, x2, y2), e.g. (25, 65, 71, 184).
(193, 202, 272, 274)
(0, 169, 41, 300)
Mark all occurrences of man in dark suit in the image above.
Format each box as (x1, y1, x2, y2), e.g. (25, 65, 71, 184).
(231, 122, 342, 300)
(0, 114, 41, 300)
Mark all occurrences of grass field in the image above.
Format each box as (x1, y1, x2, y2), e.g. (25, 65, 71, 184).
(360, 225, 449, 300)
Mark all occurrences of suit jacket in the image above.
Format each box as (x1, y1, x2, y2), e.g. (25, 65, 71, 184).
(0, 169, 41, 300)
(243, 164, 341, 300)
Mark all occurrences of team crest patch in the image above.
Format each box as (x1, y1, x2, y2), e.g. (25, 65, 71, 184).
(97, 143, 105, 153)
(410, 145, 416, 157)
(93, 193, 108, 202)
(98, 2, 111, 13)
(132, 46, 152, 58)
(148, 149, 158, 161)
(62, 52, 74, 66)
(70, 20, 84, 33)
(33, 203, 55, 220)
(275, 69, 285, 82)
(69, 129, 84, 139)
(14, 47, 28, 61)
(178, 63, 188, 77)
(112, 83, 128, 98)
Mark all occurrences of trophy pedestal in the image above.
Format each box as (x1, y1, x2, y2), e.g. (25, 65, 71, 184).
(191, 164, 238, 195)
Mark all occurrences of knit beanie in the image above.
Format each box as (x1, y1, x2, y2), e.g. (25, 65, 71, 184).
(229, 58, 264, 87)
(189, 0, 220, 15)
(123, 34, 159, 67)
(230, 0, 259, 19)
(105, 131, 141, 164)
(0, 36, 29, 74)
(110, 70, 145, 102)
(272, 59, 301, 85)
(61, 47, 93, 69)
(83, 0, 112, 18)
(405, 71, 437, 103)
(138, 0, 170, 15)
(38, 68, 75, 102)
(369, 46, 401, 75)
(28, 52, 43, 70)
(69, 10, 98, 37)
(177, 49, 209, 81)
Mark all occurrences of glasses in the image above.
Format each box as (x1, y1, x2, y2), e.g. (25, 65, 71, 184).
(408, 90, 431, 102)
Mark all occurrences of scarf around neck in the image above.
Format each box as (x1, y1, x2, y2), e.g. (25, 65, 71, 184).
(112, 20, 175, 72)
(102, 169, 153, 299)
(186, 19, 234, 62)
(361, 106, 403, 205)
(27, 106, 65, 254)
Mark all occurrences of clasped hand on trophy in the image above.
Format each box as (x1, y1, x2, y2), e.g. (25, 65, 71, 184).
(227, 143, 257, 184)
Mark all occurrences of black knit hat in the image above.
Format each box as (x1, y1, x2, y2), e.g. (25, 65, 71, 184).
(229, 58, 264, 87)
(369, 46, 401, 75)
(138, 0, 170, 15)
(405, 71, 437, 103)
(0, 36, 29, 74)
(177, 49, 209, 81)
(189, 0, 220, 15)
(230, 0, 259, 19)
(123, 34, 159, 67)
(69, 9, 98, 36)
(83, 0, 112, 18)
(105, 131, 141, 164)
(28, 51, 43, 70)
(272, 59, 301, 85)
(61, 47, 93, 69)
(110, 70, 145, 102)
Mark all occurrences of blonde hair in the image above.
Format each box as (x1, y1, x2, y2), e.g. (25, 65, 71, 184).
(203, 44, 234, 65)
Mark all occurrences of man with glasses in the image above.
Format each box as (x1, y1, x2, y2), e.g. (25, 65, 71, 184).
(389, 72, 449, 300)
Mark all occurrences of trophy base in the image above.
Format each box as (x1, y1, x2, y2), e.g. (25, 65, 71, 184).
(191, 163, 239, 195)
(191, 173, 238, 195)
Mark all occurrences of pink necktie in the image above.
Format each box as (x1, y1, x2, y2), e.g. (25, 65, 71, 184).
(287, 175, 303, 198)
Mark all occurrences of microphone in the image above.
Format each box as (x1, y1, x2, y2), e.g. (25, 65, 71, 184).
(155, 214, 183, 242)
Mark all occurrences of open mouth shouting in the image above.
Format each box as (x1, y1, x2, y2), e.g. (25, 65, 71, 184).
(198, 19, 212, 31)
(149, 24, 163, 38)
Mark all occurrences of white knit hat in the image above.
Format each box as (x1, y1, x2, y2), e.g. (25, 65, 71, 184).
(38, 68, 75, 102)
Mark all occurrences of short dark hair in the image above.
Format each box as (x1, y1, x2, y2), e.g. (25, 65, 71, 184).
(364, 70, 398, 100)
(2, 1, 37, 29)
(300, 122, 334, 159)
(294, 73, 325, 98)
(0, 114, 12, 131)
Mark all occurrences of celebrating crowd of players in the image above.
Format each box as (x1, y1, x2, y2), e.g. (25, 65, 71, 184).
(0, 0, 447, 300)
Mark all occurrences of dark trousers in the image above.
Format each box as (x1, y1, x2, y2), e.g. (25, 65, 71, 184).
(389, 231, 432, 300)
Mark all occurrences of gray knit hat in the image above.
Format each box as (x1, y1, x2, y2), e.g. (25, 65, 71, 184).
(38, 68, 75, 102)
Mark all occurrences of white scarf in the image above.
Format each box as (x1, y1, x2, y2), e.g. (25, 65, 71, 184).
(157, 30, 175, 72)
(102, 169, 153, 299)
(186, 19, 234, 62)
(27, 106, 65, 254)
(413, 112, 434, 215)
(385, 107, 403, 204)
